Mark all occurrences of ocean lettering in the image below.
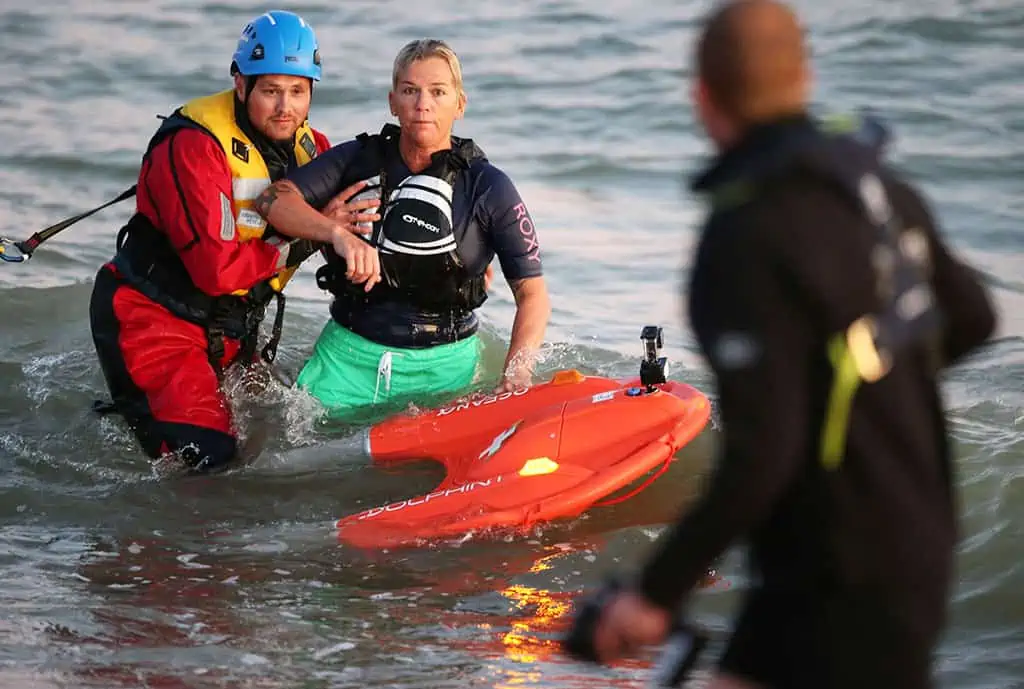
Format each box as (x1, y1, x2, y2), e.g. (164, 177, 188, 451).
(435, 388, 528, 416)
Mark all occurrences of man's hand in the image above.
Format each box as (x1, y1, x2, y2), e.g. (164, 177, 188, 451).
(322, 180, 382, 236)
(331, 226, 381, 292)
(591, 590, 672, 663)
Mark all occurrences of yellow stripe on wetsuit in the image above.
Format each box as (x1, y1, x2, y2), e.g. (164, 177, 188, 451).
(820, 316, 891, 470)
(705, 113, 896, 471)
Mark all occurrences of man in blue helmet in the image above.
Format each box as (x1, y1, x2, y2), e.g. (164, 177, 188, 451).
(88, 10, 381, 473)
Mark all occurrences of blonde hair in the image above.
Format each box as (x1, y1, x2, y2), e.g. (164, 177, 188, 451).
(391, 39, 466, 102)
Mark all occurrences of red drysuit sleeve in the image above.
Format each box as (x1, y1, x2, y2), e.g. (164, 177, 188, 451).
(136, 128, 285, 296)
(312, 128, 331, 153)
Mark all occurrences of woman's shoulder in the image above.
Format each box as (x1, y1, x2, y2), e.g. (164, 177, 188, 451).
(466, 156, 519, 195)
(450, 136, 510, 185)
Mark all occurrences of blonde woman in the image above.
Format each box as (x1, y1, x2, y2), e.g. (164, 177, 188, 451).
(254, 39, 551, 420)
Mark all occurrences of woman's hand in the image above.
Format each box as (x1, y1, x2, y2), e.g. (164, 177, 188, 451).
(331, 226, 381, 292)
(493, 276, 551, 394)
(493, 367, 532, 394)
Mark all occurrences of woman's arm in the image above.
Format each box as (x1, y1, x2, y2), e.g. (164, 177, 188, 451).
(499, 276, 552, 391)
(480, 166, 551, 391)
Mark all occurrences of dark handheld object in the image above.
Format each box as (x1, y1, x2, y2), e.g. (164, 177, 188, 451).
(651, 623, 710, 687)
(561, 578, 710, 687)
(640, 325, 668, 390)
(561, 577, 623, 663)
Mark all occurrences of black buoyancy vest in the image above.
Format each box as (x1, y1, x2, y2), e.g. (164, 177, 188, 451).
(709, 113, 945, 469)
(316, 124, 489, 315)
(770, 116, 941, 361)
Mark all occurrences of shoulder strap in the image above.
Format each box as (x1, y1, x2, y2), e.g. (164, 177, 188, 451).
(143, 110, 216, 160)
(451, 135, 487, 164)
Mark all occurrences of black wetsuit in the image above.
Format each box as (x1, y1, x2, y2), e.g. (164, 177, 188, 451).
(637, 114, 997, 689)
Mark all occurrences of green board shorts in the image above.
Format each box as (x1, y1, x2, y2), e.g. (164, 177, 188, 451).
(295, 319, 483, 423)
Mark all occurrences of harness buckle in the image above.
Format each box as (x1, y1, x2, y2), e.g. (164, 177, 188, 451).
(0, 237, 28, 263)
(260, 292, 286, 364)
(206, 325, 227, 380)
(845, 316, 891, 384)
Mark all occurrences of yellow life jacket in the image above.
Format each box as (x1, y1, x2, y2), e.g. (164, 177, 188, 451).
(178, 89, 318, 293)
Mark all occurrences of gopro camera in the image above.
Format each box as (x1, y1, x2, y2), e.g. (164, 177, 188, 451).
(639, 325, 668, 390)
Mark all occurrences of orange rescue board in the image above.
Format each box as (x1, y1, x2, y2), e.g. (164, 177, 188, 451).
(334, 326, 711, 549)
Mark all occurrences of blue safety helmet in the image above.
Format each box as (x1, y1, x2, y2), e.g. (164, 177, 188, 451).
(230, 10, 322, 81)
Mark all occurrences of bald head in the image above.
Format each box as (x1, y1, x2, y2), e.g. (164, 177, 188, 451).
(695, 0, 810, 127)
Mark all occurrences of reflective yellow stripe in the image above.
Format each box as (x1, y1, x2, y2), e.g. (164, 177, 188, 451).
(820, 316, 891, 470)
(231, 177, 271, 201)
(231, 178, 271, 240)
(819, 112, 862, 135)
(820, 333, 863, 471)
(264, 234, 291, 269)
